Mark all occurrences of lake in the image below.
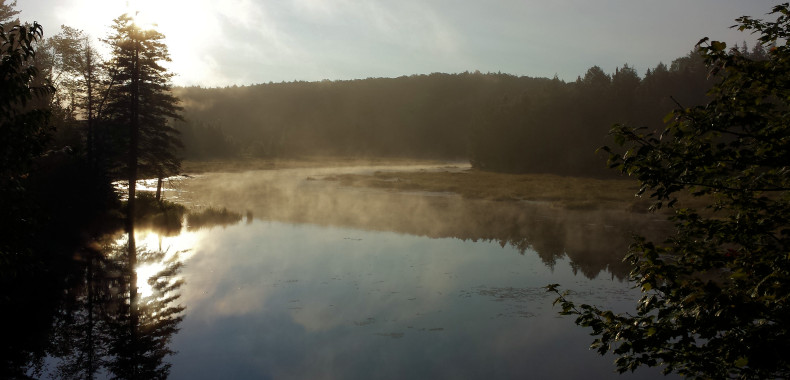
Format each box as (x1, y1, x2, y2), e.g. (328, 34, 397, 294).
(39, 163, 676, 379)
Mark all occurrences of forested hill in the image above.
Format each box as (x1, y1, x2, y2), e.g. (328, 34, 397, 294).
(174, 48, 761, 176)
(175, 71, 538, 160)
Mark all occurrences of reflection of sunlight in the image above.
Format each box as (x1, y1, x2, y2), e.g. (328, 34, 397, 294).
(112, 175, 188, 201)
(135, 228, 200, 260)
(137, 263, 161, 298)
(124, 226, 202, 299)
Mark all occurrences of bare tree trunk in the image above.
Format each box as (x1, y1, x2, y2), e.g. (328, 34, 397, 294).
(156, 176, 162, 201)
(127, 33, 141, 379)
(85, 45, 95, 174)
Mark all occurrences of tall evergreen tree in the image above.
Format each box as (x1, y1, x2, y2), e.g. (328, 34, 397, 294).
(102, 14, 182, 378)
(103, 13, 182, 209)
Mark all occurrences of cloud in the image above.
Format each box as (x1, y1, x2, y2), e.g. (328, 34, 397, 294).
(20, 0, 773, 86)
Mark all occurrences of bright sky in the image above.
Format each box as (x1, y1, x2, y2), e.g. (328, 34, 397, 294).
(18, 0, 777, 87)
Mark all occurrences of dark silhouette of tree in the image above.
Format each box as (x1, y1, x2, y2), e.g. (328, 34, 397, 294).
(176, 119, 237, 159)
(173, 61, 713, 177)
(748, 42, 769, 60)
(105, 234, 185, 380)
(103, 13, 183, 207)
(1, 6, 183, 378)
(611, 63, 640, 121)
(0, 0, 19, 25)
(35, 25, 113, 190)
(550, 5, 790, 378)
(43, 26, 106, 160)
(578, 65, 611, 89)
(50, 245, 114, 380)
(42, 233, 185, 380)
(0, 21, 53, 193)
(100, 20, 183, 380)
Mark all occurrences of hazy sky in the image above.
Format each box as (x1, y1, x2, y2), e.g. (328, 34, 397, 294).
(17, 0, 777, 87)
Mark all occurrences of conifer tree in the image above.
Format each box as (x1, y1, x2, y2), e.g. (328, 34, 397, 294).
(102, 14, 183, 378)
(103, 13, 182, 210)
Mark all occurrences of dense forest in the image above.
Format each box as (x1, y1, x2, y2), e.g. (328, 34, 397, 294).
(175, 43, 765, 176)
(1, 1, 186, 377)
(5, 0, 789, 376)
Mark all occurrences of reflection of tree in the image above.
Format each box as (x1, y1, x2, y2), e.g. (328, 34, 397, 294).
(527, 219, 566, 270)
(191, 171, 672, 280)
(256, 186, 669, 279)
(440, 201, 668, 280)
(105, 232, 185, 379)
(50, 245, 113, 379)
(1, 259, 67, 378)
(14, 229, 184, 379)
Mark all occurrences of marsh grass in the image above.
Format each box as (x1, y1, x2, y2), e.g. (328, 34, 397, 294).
(331, 169, 698, 212)
(186, 207, 243, 230)
(182, 158, 707, 213)
(182, 157, 446, 173)
(131, 192, 187, 234)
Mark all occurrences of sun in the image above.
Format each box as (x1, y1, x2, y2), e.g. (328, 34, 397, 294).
(126, 0, 161, 29)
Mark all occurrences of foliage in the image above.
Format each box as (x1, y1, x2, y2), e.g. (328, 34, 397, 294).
(175, 119, 238, 159)
(0, 19, 55, 286)
(549, 4, 790, 379)
(2, 4, 185, 377)
(37, 25, 108, 158)
(176, 61, 717, 176)
(103, 13, 183, 182)
(104, 240, 185, 380)
(47, 237, 185, 380)
(0, 21, 54, 189)
(0, 0, 19, 24)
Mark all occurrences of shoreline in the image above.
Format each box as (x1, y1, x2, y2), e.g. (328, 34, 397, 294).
(180, 158, 657, 212)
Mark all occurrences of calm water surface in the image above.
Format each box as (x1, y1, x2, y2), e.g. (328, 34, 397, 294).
(139, 164, 672, 379)
(31, 164, 674, 379)
(147, 220, 656, 379)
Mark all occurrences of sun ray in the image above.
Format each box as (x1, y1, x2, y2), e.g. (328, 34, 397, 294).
(125, 0, 159, 30)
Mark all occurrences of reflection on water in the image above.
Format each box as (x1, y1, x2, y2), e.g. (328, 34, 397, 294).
(9, 164, 676, 379)
(163, 165, 672, 379)
(183, 166, 670, 280)
(14, 229, 187, 379)
(168, 219, 670, 379)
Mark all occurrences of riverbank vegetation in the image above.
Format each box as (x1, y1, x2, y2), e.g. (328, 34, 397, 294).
(186, 207, 242, 230)
(4, 0, 787, 377)
(550, 4, 790, 378)
(180, 156, 448, 173)
(330, 169, 645, 210)
(1, 1, 187, 377)
(173, 48, 761, 177)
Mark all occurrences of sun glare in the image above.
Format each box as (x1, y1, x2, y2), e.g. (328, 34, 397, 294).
(136, 263, 160, 298)
(126, 0, 161, 30)
(122, 228, 200, 299)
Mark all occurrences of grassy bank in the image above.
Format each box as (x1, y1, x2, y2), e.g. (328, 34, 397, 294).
(330, 169, 654, 211)
(182, 158, 707, 212)
(182, 157, 449, 174)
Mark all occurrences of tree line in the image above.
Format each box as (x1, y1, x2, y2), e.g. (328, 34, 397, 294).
(176, 42, 767, 176)
(2, 0, 185, 377)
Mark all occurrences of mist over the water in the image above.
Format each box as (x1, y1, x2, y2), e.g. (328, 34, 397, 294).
(172, 164, 668, 280)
